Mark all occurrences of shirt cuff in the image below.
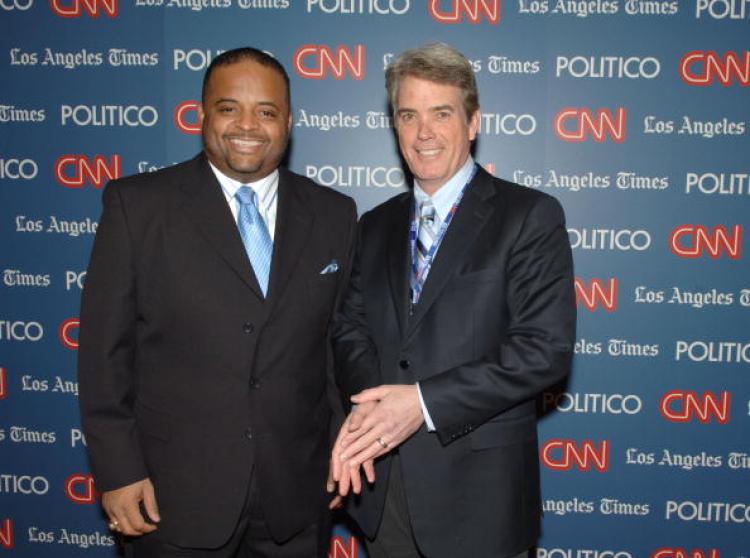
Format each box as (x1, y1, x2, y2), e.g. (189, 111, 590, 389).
(416, 382, 436, 432)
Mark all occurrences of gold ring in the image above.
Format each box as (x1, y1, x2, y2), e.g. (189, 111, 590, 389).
(377, 437, 389, 449)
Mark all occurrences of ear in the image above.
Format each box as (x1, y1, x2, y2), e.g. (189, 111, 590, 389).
(197, 102, 205, 127)
(287, 111, 293, 133)
(468, 110, 480, 141)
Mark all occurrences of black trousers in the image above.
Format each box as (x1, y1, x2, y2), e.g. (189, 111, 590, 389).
(366, 456, 529, 558)
(125, 471, 331, 558)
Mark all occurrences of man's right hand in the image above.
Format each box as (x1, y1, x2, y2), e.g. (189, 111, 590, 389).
(102, 478, 160, 537)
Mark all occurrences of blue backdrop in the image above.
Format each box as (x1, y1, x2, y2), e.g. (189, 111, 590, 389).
(1, 1, 749, 557)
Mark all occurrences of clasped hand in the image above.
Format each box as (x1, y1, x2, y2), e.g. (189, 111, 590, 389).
(330, 384, 424, 497)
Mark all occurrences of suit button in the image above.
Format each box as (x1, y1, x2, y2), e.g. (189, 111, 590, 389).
(243, 322, 254, 334)
(245, 428, 253, 440)
(399, 359, 410, 370)
(250, 378, 260, 389)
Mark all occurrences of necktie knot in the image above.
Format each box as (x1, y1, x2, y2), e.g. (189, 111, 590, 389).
(419, 200, 436, 223)
(235, 186, 258, 207)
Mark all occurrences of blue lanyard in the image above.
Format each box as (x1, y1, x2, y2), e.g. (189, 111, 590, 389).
(409, 166, 476, 302)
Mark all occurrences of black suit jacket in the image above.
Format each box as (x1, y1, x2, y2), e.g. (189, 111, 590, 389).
(78, 154, 356, 547)
(332, 166, 575, 558)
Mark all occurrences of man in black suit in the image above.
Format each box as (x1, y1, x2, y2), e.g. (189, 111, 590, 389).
(331, 43, 576, 558)
(78, 47, 356, 557)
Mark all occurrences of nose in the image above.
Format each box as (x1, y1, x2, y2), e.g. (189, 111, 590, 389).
(237, 109, 259, 131)
(417, 118, 435, 141)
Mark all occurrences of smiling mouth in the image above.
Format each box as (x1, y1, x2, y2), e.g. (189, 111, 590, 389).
(227, 137, 266, 152)
(415, 147, 442, 157)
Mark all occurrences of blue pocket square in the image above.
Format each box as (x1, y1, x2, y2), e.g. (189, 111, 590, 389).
(320, 260, 339, 274)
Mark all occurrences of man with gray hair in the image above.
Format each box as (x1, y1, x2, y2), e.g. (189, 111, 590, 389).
(331, 43, 575, 557)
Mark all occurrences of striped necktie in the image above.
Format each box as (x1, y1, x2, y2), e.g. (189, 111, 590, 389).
(235, 186, 273, 297)
(411, 199, 437, 304)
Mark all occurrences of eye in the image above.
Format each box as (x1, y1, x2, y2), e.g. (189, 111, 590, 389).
(399, 112, 415, 123)
(218, 105, 235, 114)
(259, 109, 277, 119)
(436, 111, 451, 120)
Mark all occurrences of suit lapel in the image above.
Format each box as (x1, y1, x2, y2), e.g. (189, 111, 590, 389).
(406, 167, 498, 340)
(178, 154, 263, 299)
(264, 168, 313, 316)
(386, 195, 412, 338)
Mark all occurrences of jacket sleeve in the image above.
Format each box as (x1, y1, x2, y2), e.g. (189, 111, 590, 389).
(419, 195, 576, 445)
(330, 214, 383, 408)
(77, 181, 148, 492)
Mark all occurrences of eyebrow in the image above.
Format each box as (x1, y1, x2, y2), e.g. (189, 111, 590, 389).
(397, 105, 455, 115)
(213, 98, 281, 110)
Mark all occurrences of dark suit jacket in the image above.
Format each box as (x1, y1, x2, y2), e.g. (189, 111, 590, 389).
(332, 166, 575, 558)
(78, 153, 356, 547)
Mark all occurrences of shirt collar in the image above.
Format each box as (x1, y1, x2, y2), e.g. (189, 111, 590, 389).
(413, 156, 475, 222)
(208, 161, 279, 213)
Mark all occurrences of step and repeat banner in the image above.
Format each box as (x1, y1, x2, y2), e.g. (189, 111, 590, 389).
(1, 1, 749, 557)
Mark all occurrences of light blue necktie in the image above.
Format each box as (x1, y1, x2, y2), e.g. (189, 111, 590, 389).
(235, 186, 273, 297)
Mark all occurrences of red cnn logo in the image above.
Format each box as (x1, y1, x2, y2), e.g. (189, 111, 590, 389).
(575, 277, 617, 312)
(654, 550, 719, 558)
(293, 45, 365, 80)
(0, 367, 6, 400)
(0, 519, 12, 549)
(55, 155, 121, 188)
(65, 474, 98, 504)
(59, 318, 80, 350)
(660, 391, 731, 424)
(174, 100, 201, 135)
(669, 225, 742, 260)
(680, 51, 750, 87)
(428, 0, 500, 23)
(554, 107, 627, 143)
(328, 535, 360, 558)
(541, 439, 610, 472)
(653, 549, 720, 558)
(49, 0, 117, 18)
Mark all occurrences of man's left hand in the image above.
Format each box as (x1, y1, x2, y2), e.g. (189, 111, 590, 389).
(338, 384, 424, 470)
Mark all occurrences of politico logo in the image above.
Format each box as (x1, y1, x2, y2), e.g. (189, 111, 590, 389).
(54, 155, 121, 188)
(685, 172, 750, 195)
(49, 0, 117, 17)
(0, 367, 6, 400)
(541, 439, 610, 472)
(555, 107, 627, 143)
(676, 340, 750, 363)
(305, 165, 405, 188)
(1, 0, 33, 10)
(174, 100, 201, 135)
(65, 473, 97, 504)
(669, 225, 742, 260)
(660, 390, 731, 424)
(0, 157, 38, 180)
(666, 501, 750, 523)
(293, 45, 365, 80)
(556, 56, 661, 79)
(652, 549, 719, 558)
(680, 51, 750, 86)
(59, 318, 79, 350)
(575, 277, 618, 312)
(695, 0, 750, 19)
(61, 105, 158, 127)
(0, 519, 12, 549)
(0, 320, 43, 342)
(569, 228, 651, 251)
(428, 0, 500, 23)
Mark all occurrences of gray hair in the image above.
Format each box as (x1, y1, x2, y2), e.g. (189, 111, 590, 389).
(385, 42, 479, 121)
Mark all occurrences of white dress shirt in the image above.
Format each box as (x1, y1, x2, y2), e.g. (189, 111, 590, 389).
(209, 162, 279, 240)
